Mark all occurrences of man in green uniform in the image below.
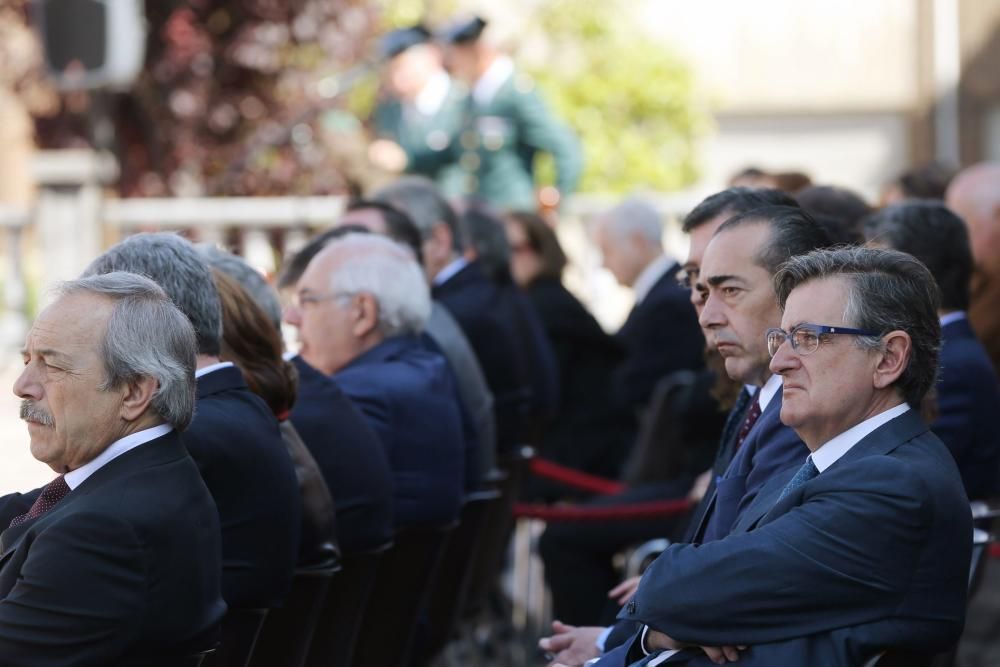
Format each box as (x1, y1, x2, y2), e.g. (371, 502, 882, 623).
(439, 16, 583, 211)
(370, 25, 468, 197)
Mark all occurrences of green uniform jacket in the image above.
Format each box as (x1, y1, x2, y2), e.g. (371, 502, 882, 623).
(373, 80, 468, 198)
(458, 68, 583, 210)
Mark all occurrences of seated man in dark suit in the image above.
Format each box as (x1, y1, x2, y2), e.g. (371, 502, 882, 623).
(0, 272, 225, 662)
(864, 201, 1000, 499)
(374, 176, 539, 451)
(587, 247, 971, 666)
(85, 233, 301, 610)
(540, 204, 824, 636)
(594, 197, 705, 412)
(285, 232, 466, 527)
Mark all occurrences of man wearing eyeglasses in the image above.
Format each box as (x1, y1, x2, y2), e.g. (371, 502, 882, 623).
(584, 247, 971, 666)
(284, 232, 466, 530)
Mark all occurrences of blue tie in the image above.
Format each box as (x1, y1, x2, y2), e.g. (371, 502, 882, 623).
(777, 458, 819, 502)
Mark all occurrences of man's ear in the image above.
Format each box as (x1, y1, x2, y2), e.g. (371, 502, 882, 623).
(352, 293, 380, 338)
(120, 376, 158, 422)
(873, 330, 911, 390)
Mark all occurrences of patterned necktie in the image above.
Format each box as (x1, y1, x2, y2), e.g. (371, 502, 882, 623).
(777, 458, 819, 502)
(734, 394, 762, 450)
(9, 476, 70, 529)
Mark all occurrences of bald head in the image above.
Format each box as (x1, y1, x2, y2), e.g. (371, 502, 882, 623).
(946, 163, 1000, 268)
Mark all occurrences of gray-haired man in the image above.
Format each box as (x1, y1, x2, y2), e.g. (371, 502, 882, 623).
(0, 272, 225, 662)
(85, 232, 301, 610)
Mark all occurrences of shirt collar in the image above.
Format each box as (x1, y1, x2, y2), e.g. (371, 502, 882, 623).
(414, 70, 452, 116)
(809, 402, 910, 473)
(195, 361, 235, 379)
(64, 423, 173, 490)
(757, 374, 782, 412)
(433, 256, 470, 287)
(473, 55, 514, 106)
(632, 254, 674, 304)
(939, 311, 967, 327)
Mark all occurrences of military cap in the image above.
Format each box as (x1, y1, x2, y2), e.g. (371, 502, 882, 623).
(380, 24, 432, 60)
(437, 15, 487, 44)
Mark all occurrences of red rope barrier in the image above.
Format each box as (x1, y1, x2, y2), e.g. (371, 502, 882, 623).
(513, 498, 693, 522)
(529, 458, 626, 496)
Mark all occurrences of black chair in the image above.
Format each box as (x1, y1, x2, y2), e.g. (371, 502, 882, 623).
(416, 489, 503, 663)
(351, 521, 457, 667)
(462, 446, 535, 620)
(202, 608, 268, 667)
(305, 542, 391, 667)
(248, 557, 341, 667)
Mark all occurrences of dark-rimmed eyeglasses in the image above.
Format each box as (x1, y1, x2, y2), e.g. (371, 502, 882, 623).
(766, 323, 881, 357)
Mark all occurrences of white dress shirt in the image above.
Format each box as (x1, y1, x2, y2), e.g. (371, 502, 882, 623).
(413, 70, 452, 116)
(433, 256, 470, 287)
(64, 423, 173, 490)
(195, 361, 235, 379)
(472, 55, 515, 107)
(810, 402, 910, 472)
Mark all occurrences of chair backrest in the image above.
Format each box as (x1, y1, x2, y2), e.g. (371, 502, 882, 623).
(462, 446, 535, 620)
(201, 608, 269, 667)
(248, 559, 341, 667)
(416, 489, 503, 663)
(305, 541, 391, 667)
(352, 521, 458, 667)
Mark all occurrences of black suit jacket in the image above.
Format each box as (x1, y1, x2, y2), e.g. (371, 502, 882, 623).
(527, 278, 633, 478)
(433, 260, 538, 450)
(615, 264, 705, 410)
(0, 431, 226, 665)
(185, 366, 300, 609)
(290, 355, 395, 555)
(933, 317, 1000, 499)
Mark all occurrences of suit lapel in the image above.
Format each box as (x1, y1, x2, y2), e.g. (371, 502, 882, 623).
(740, 409, 928, 531)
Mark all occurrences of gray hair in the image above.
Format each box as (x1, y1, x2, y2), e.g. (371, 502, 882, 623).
(373, 176, 464, 251)
(197, 244, 283, 332)
(57, 272, 198, 431)
(773, 246, 941, 408)
(318, 233, 431, 336)
(83, 232, 222, 356)
(598, 196, 664, 245)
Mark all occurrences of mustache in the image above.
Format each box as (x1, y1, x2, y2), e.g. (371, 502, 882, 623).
(20, 400, 54, 427)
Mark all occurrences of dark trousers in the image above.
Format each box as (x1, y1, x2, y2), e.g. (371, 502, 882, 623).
(538, 479, 694, 626)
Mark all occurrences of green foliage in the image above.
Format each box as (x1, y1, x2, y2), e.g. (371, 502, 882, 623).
(522, 1, 705, 193)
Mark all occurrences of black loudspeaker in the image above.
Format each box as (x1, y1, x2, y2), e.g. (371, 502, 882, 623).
(32, 0, 146, 91)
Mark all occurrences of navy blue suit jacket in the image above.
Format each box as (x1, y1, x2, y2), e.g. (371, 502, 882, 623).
(604, 410, 972, 666)
(694, 387, 808, 543)
(185, 366, 301, 610)
(433, 260, 539, 450)
(334, 334, 465, 527)
(932, 317, 1000, 499)
(0, 432, 225, 663)
(614, 264, 705, 410)
(290, 355, 395, 555)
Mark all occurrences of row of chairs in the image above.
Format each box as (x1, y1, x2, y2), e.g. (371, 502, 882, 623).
(188, 448, 535, 667)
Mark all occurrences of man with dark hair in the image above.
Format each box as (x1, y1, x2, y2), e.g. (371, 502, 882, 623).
(374, 176, 541, 452)
(540, 202, 828, 663)
(85, 233, 301, 610)
(588, 247, 971, 667)
(863, 201, 1000, 499)
(0, 273, 225, 662)
(795, 184, 871, 245)
(882, 161, 956, 205)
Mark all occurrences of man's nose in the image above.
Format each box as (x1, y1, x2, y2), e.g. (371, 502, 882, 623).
(13, 362, 41, 401)
(282, 304, 302, 327)
(769, 336, 799, 376)
(698, 291, 725, 330)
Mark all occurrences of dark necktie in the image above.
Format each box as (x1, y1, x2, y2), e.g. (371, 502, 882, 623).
(778, 458, 819, 502)
(734, 394, 762, 450)
(9, 476, 70, 529)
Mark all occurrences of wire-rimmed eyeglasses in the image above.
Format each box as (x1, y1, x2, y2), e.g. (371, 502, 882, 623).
(766, 323, 881, 357)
